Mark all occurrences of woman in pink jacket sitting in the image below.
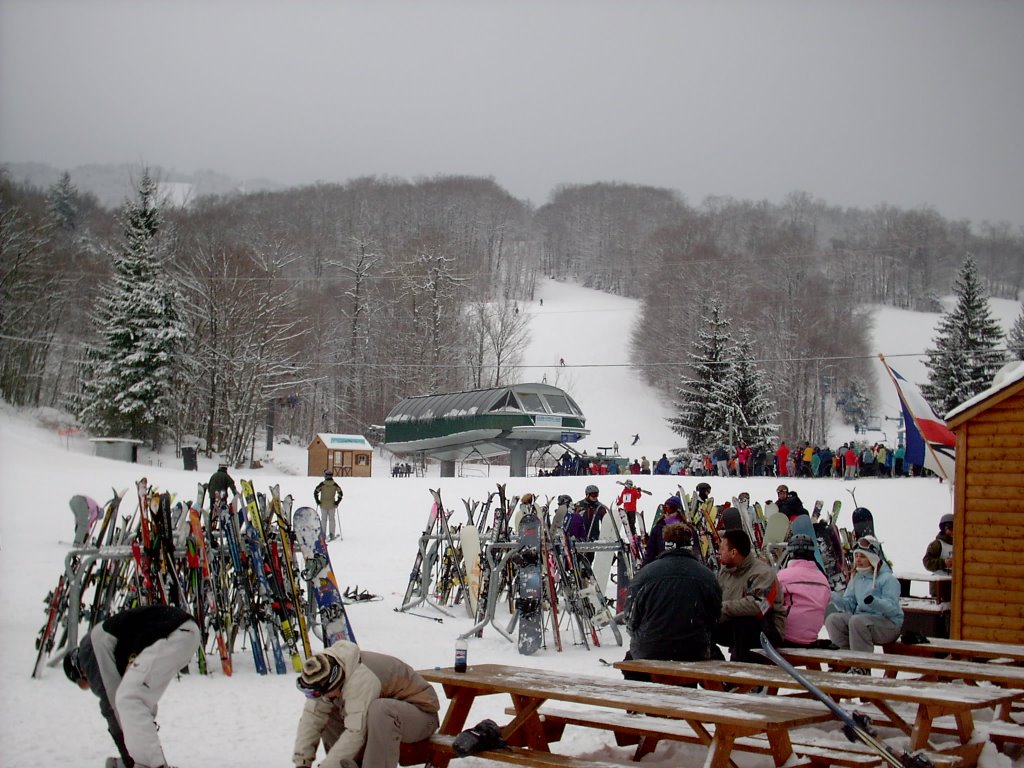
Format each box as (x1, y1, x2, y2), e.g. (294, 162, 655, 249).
(776, 534, 832, 647)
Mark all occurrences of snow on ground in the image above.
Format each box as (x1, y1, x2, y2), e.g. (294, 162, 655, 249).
(0, 281, 1018, 768)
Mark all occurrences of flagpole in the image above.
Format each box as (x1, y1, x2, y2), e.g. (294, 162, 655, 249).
(877, 353, 953, 482)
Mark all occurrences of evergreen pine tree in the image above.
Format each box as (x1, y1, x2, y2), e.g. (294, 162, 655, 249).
(1008, 305, 1024, 362)
(725, 329, 778, 447)
(668, 298, 733, 452)
(46, 172, 79, 231)
(79, 173, 184, 447)
(921, 255, 1005, 415)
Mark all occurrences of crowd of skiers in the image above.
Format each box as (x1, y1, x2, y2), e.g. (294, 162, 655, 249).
(546, 439, 925, 481)
(671, 440, 927, 480)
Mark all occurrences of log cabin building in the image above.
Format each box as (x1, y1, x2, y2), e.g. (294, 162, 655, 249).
(945, 362, 1024, 643)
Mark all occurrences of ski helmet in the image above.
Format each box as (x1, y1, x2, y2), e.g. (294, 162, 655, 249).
(696, 482, 711, 494)
(324, 470, 333, 478)
(939, 513, 954, 529)
(624, 479, 634, 488)
(663, 495, 684, 512)
(787, 534, 817, 557)
(557, 494, 573, 507)
(63, 647, 84, 685)
(585, 484, 599, 496)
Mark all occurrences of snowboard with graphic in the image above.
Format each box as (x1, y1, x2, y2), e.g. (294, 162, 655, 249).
(292, 506, 356, 646)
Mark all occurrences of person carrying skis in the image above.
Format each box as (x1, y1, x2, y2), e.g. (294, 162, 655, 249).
(63, 604, 201, 768)
(623, 522, 722, 675)
(776, 535, 832, 648)
(714, 529, 787, 662)
(616, 479, 643, 535)
(293, 640, 440, 768)
(825, 535, 903, 662)
(314, 470, 344, 541)
(640, 495, 685, 568)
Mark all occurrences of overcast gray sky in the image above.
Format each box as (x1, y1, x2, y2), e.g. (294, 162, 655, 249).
(2, 0, 1022, 225)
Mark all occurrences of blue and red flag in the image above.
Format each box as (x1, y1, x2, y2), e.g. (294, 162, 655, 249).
(880, 355, 956, 481)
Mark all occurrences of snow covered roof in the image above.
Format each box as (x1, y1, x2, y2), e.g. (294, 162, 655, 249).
(945, 360, 1024, 423)
(311, 433, 372, 450)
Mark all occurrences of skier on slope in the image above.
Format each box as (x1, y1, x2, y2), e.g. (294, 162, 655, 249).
(314, 470, 344, 541)
(64, 605, 201, 768)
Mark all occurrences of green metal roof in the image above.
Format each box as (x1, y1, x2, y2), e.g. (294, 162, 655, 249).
(383, 382, 589, 461)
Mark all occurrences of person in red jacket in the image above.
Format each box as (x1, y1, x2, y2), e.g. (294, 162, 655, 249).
(843, 445, 858, 480)
(775, 441, 790, 477)
(735, 442, 752, 478)
(616, 479, 643, 535)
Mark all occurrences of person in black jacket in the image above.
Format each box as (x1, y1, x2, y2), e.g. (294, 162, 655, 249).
(64, 605, 201, 768)
(623, 522, 722, 678)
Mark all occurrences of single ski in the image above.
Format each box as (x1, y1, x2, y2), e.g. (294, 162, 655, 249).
(759, 634, 934, 768)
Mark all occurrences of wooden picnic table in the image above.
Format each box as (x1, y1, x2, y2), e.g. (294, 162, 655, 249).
(883, 637, 1024, 665)
(764, 647, 1024, 689)
(419, 663, 833, 768)
(614, 658, 1022, 756)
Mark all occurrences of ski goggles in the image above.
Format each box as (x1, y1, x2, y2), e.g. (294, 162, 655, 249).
(854, 536, 881, 553)
(296, 664, 343, 698)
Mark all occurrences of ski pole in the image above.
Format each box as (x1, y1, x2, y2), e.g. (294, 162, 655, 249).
(393, 607, 443, 623)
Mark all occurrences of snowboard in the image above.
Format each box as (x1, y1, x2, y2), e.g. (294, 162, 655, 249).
(763, 506, 791, 566)
(460, 524, 482, 616)
(515, 511, 544, 655)
(721, 505, 744, 531)
(292, 506, 356, 646)
(590, 510, 616, 595)
(852, 507, 875, 538)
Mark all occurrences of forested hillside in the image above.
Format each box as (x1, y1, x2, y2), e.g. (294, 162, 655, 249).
(1, 170, 1019, 460)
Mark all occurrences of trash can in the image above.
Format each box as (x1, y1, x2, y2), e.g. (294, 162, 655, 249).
(182, 446, 198, 471)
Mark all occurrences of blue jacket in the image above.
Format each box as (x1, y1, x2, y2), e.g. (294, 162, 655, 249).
(832, 564, 904, 626)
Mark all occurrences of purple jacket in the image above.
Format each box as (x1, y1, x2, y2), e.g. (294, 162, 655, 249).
(777, 559, 831, 645)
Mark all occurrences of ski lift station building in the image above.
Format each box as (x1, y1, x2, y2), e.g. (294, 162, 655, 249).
(383, 383, 590, 477)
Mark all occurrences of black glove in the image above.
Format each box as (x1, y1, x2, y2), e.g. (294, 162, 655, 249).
(863, 594, 874, 604)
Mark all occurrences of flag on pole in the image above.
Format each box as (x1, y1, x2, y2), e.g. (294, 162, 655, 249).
(879, 355, 956, 481)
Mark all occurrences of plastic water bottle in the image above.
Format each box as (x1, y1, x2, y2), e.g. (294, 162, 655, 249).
(454, 638, 468, 673)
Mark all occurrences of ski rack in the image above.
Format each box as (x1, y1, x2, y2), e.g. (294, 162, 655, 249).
(398, 531, 457, 618)
(55, 544, 135, 662)
(458, 540, 522, 643)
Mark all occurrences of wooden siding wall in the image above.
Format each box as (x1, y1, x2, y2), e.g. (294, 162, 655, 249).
(954, 389, 1024, 643)
(308, 439, 328, 477)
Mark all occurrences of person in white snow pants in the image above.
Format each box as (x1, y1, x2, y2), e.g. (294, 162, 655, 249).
(65, 605, 201, 768)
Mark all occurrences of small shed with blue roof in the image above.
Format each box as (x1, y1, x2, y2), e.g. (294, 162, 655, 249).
(308, 433, 373, 478)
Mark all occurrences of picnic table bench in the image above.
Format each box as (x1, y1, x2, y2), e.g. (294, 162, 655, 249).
(883, 637, 1024, 666)
(614, 658, 1021, 760)
(417, 663, 834, 768)
(764, 647, 1024, 688)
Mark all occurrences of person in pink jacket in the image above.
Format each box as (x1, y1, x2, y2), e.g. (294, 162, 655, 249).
(776, 535, 832, 647)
